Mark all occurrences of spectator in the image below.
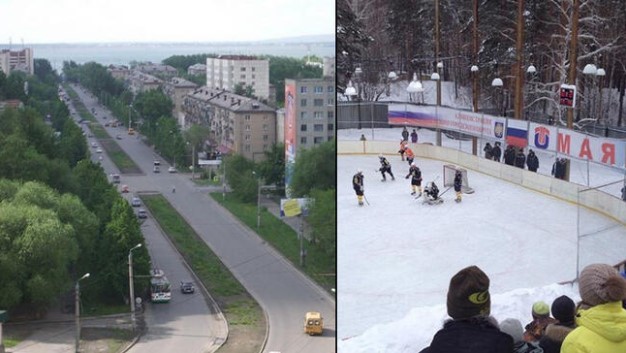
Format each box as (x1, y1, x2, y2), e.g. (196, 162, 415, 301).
(539, 295, 577, 353)
(504, 145, 516, 166)
(500, 318, 544, 353)
(514, 148, 526, 169)
(419, 265, 513, 353)
(492, 142, 502, 162)
(526, 149, 539, 172)
(552, 158, 567, 180)
(621, 186, 626, 201)
(484, 142, 493, 160)
(360, 134, 367, 141)
(561, 263, 626, 353)
(411, 128, 419, 143)
(523, 301, 557, 342)
(402, 126, 409, 142)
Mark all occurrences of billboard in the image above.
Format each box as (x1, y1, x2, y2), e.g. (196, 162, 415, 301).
(284, 82, 297, 197)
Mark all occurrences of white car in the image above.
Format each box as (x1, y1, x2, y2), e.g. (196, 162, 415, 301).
(91, 142, 98, 148)
(96, 148, 103, 153)
(168, 166, 177, 173)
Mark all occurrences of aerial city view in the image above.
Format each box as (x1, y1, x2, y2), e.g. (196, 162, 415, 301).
(0, 1, 335, 353)
(338, 1, 626, 353)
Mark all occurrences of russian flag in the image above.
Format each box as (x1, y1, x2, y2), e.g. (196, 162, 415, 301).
(506, 120, 528, 147)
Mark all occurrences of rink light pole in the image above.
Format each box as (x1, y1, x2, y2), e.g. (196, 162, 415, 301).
(128, 243, 142, 331)
(75, 273, 90, 353)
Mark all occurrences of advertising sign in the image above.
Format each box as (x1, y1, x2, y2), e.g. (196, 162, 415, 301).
(284, 82, 297, 197)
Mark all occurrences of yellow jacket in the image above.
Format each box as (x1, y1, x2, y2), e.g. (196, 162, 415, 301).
(561, 301, 626, 353)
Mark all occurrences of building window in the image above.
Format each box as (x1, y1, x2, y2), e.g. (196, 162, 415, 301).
(300, 99, 307, 107)
(245, 115, 251, 121)
(245, 135, 251, 141)
(328, 123, 334, 130)
(327, 98, 334, 105)
(314, 86, 324, 94)
(263, 124, 268, 131)
(241, 67, 246, 71)
(327, 86, 334, 93)
(300, 86, 307, 93)
(300, 137, 307, 144)
(327, 111, 334, 118)
(246, 124, 251, 131)
(300, 112, 307, 119)
(314, 111, 324, 119)
(263, 134, 269, 141)
(241, 74, 246, 79)
(252, 67, 256, 72)
(252, 74, 256, 79)
(314, 137, 324, 144)
(263, 144, 268, 150)
(245, 144, 251, 151)
(313, 99, 323, 106)
(300, 124, 307, 131)
(314, 124, 324, 132)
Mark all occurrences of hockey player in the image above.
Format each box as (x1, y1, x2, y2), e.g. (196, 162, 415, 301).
(424, 181, 440, 201)
(454, 170, 463, 203)
(398, 140, 407, 161)
(405, 162, 423, 196)
(378, 154, 395, 181)
(404, 146, 415, 166)
(352, 169, 365, 206)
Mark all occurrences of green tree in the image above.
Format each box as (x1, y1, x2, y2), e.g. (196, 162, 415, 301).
(257, 143, 285, 189)
(307, 188, 336, 260)
(224, 154, 257, 202)
(289, 140, 336, 196)
(133, 90, 174, 138)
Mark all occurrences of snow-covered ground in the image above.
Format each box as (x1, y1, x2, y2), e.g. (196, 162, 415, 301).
(337, 127, 626, 352)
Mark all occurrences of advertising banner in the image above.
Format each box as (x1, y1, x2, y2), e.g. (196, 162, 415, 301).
(284, 82, 297, 197)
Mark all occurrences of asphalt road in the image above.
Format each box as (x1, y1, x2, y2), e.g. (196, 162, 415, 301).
(72, 84, 336, 353)
(68, 86, 226, 353)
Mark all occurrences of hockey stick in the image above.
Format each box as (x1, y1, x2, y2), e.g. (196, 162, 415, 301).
(439, 186, 453, 197)
(363, 195, 370, 205)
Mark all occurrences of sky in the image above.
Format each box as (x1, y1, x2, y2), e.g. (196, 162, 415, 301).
(337, 128, 626, 352)
(0, 0, 335, 44)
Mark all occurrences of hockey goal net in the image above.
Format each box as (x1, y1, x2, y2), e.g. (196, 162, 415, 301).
(443, 164, 475, 194)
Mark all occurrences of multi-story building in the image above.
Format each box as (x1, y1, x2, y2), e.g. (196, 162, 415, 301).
(206, 55, 270, 100)
(107, 65, 130, 81)
(284, 77, 335, 152)
(128, 71, 163, 95)
(135, 63, 178, 79)
(182, 86, 276, 161)
(0, 48, 34, 75)
(187, 63, 206, 77)
(162, 77, 199, 127)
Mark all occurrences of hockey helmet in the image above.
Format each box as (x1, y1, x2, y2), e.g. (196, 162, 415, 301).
(378, 153, 384, 159)
(411, 162, 416, 167)
(357, 169, 363, 174)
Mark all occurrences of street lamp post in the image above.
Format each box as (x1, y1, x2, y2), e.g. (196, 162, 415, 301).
(75, 273, 90, 353)
(128, 243, 142, 331)
(431, 65, 442, 146)
(345, 81, 358, 129)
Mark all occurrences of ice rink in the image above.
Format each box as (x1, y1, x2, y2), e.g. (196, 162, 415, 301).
(337, 130, 626, 346)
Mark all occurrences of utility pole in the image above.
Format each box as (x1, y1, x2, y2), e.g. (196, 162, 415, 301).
(434, 0, 442, 146)
(514, 0, 525, 121)
(471, 0, 479, 156)
(567, 0, 579, 129)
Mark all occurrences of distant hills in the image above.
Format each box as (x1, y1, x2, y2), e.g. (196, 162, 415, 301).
(257, 34, 334, 44)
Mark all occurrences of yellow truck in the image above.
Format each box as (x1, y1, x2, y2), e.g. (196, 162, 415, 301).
(304, 311, 323, 336)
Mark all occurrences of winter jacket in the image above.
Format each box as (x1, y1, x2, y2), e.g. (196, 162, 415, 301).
(402, 129, 409, 141)
(504, 148, 516, 166)
(484, 144, 493, 159)
(526, 153, 539, 172)
(561, 301, 626, 353)
(538, 323, 575, 353)
(454, 173, 462, 192)
(419, 316, 514, 353)
(514, 151, 526, 169)
(411, 131, 418, 143)
(523, 316, 557, 342)
(512, 341, 543, 353)
(492, 145, 502, 162)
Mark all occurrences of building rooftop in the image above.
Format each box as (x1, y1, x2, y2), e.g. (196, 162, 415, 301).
(168, 77, 198, 88)
(188, 86, 274, 113)
(215, 55, 262, 61)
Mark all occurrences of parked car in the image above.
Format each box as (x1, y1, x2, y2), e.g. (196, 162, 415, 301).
(168, 166, 176, 173)
(180, 281, 195, 294)
(111, 173, 121, 184)
(153, 166, 160, 173)
(131, 197, 141, 207)
(137, 208, 147, 219)
(304, 311, 324, 336)
(153, 160, 161, 166)
(91, 142, 98, 148)
(96, 148, 103, 153)
(116, 134, 122, 140)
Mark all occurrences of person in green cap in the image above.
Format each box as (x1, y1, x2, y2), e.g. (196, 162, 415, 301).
(523, 300, 557, 342)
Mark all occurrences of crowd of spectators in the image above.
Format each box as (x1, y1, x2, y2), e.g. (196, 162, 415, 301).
(419, 264, 626, 353)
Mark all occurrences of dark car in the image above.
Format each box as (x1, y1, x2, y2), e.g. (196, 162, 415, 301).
(180, 281, 195, 294)
(137, 208, 147, 219)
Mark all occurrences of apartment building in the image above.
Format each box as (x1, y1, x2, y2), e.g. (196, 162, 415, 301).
(182, 86, 276, 161)
(135, 63, 178, 79)
(206, 55, 270, 100)
(0, 48, 34, 75)
(128, 70, 163, 95)
(107, 64, 130, 81)
(284, 77, 335, 153)
(187, 63, 206, 76)
(163, 77, 199, 127)
(323, 56, 335, 78)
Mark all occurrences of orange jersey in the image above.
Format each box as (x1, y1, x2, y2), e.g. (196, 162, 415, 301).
(405, 148, 414, 159)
